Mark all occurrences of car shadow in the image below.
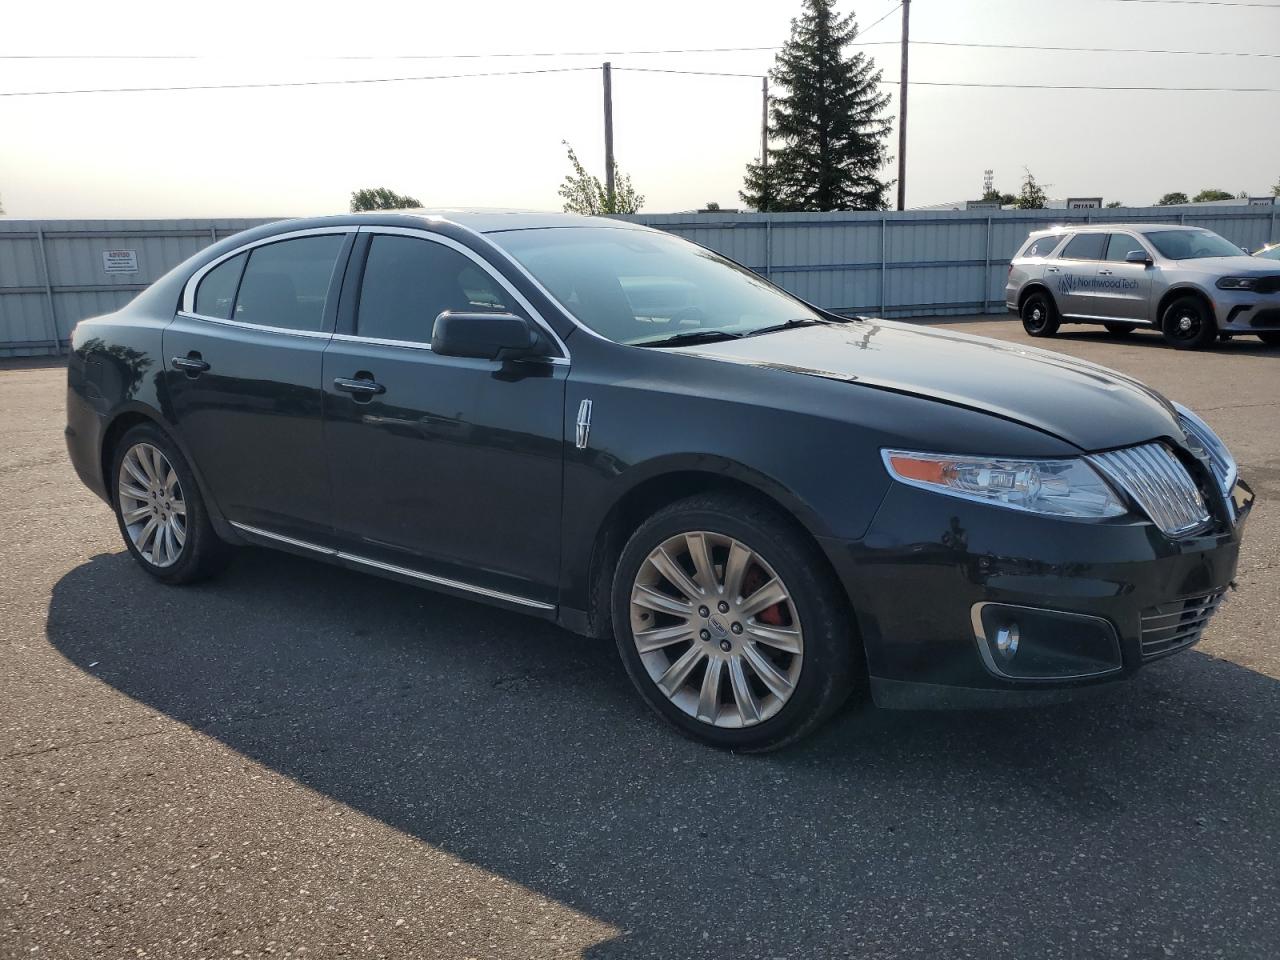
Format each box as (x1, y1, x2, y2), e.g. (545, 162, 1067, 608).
(48, 549, 1280, 958)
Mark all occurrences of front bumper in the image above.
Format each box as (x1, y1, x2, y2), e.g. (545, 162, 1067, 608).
(819, 476, 1253, 709)
(1212, 289, 1280, 332)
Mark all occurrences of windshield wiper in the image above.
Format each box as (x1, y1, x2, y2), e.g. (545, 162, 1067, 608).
(742, 317, 831, 338)
(633, 329, 745, 348)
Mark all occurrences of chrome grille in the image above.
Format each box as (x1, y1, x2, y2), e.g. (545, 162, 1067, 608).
(1140, 590, 1226, 660)
(1089, 443, 1210, 537)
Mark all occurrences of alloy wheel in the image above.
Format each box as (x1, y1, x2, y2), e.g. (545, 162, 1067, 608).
(629, 531, 804, 728)
(117, 442, 187, 568)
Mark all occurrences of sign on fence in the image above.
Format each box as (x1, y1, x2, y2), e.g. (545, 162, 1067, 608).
(101, 249, 139, 274)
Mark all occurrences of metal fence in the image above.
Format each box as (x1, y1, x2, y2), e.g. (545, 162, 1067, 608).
(2, 206, 1277, 357)
(630, 205, 1280, 320)
(0, 218, 271, 358)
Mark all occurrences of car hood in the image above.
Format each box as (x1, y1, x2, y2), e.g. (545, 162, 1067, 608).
(1173, 255, 1280, 274)
(669, 319, 1181, 453)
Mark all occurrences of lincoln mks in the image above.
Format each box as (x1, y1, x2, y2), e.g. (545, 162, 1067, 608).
(66, 212, 1254, 750)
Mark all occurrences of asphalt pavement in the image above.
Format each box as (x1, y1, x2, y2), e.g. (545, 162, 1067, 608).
(2, 319, 1278, 959)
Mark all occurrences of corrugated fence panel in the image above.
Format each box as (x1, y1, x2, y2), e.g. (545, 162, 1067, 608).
(0, 218, 271, 356)
(1, 208, 1276, 356)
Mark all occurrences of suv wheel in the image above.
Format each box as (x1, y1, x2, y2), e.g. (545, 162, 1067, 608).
(611, 493, 857, 752)
(1020, 291, 1060, 337)
(1258, 332, 1280, 347)
(111, 423, 228, 584)
(1104, 322, 1135, 337)
(1161, 296, 1217, 350)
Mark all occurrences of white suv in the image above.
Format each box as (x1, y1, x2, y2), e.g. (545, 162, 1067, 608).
(1005, 224, 1280, 349)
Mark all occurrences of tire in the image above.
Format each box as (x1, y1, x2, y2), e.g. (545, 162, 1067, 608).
(1258, 332, 1280, 347)
(1104, 322, 1136, 337)
(110, 423, 229, 584)
(1161, 295, 1217, 350)
(611, 492, 858, 752)
(1020, 290, 1060, 337)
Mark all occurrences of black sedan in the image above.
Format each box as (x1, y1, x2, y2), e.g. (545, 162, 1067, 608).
(65, 212, 1253, 750)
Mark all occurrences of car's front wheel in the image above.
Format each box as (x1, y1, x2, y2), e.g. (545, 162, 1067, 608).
(111, 423, 228, 584)
(611, 493, 857, 751)
(1161, 296, 1217, 350)
(1020, 291, 1060, 337)
(1258, 332, 1280, 347)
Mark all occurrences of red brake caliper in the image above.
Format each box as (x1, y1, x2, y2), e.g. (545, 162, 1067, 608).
(741, 565, 785, 626)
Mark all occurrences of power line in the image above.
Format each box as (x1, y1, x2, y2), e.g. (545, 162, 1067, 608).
(1097, 0, 1280, 6)
(861, 3, 904, 34)
(0, 66, 598, 98)
(0, 45, 785, 62)
(913, 39, 1280, 59)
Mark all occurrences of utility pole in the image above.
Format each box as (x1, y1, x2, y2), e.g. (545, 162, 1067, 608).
(603, 61, 616, 212)
(896, 0, 910, 211)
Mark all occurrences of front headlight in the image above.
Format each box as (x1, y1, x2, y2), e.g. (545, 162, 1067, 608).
(1216, 277, 1257, 291)
(1174, 402, 1237, 497)
(882, 450, 1127, 519)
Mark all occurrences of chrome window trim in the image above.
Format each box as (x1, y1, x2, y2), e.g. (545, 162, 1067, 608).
(970, 602, 1123, 681)
(353, 225, 570, 360)
(328, 331, 568, 365)
(182, 225, 358, 316)
(230, 521, 554, 611)
(175, 310, 333, 340)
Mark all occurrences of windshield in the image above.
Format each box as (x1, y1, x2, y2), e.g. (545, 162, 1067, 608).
(1257, 245, 1280, 261)
(489, 227, 828, 345)
(1145, 229, 1245, 260)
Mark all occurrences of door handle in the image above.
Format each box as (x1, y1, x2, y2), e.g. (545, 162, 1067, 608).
(171, 355, 210, 375)
(333, 377, 386, 397)
(1098, 269, 1114, 276)
(1046, 266, 1060, 273)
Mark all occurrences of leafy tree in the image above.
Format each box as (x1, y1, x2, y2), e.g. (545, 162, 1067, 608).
(1157, 192, 1188, 206)
(0, 194, 5, 215)
(350, 187, 422, 212)
(557, 141, 644, 215)
(704, 201, 721, 211)
(981, 187, 1017, 205)
(1106, 201, 1123, 208)
(1014, 168, 1049, 210)
(741, 0, 892, 212)
(1273, 178, 1279, 198)
(1192, 188, 1233, 203)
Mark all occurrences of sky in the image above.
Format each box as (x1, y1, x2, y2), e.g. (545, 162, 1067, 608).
(2, 0, 1279, 219)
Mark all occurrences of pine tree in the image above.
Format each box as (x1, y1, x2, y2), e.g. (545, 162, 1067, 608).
(741, 0, 892, 212)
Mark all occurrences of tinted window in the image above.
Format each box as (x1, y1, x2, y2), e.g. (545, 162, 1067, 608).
(357, 235, 515, 344)
(1021, 234, 1062, 258)
(1061, 233, 1107, 261)
(1105, 234, 1144, 262)
(233, 235, 345, 332)
(194, 252, 246, 320)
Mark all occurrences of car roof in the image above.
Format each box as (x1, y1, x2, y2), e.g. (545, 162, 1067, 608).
(262, 209, 652, 236)
(1052, 223, 1204, 235)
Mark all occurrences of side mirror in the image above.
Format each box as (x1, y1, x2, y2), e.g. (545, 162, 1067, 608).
(431, 311, 542, 361)
(1125, 249, 1153, 266)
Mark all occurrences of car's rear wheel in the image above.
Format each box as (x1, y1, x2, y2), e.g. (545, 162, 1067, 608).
(1020, 291, 1060, 337)
(111, 424, 228, 584)
(1258, 332, 1280, 347)
(611, 493, 857, 751)
(1161, 296, 1217, 350)
(1104, 322, 1136, 337)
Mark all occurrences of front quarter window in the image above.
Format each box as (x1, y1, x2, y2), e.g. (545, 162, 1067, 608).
(489, 227, 828, 345)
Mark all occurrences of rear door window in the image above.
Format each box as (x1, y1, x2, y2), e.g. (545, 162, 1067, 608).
(233, 235, 346, 332)
(1061, 233, 1107, 261)
(194, 253, 247, 320)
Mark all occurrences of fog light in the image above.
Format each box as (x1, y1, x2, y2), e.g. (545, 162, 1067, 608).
(994, 623, 1020, 658)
